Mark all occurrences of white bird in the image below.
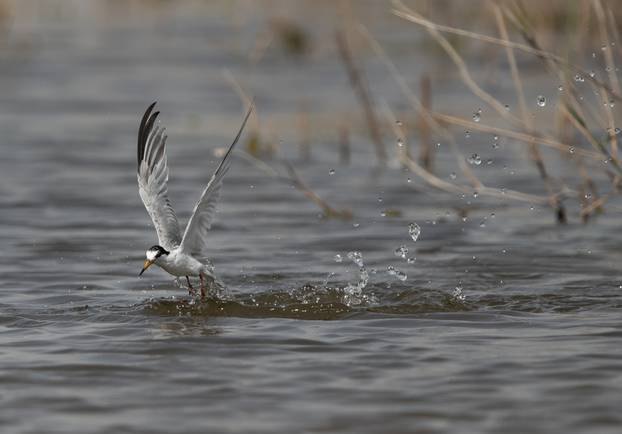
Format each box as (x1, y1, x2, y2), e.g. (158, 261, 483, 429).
(137, 101, 253, 298)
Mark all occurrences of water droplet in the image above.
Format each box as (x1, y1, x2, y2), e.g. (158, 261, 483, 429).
(537, 95, 546, 107)
(329, 168, 335, 175)
(472, 109, 481, 122)
(452, 285, 466, 301)
(334, 254, 343, 263)
(609, 100, 615, 108)
(394, 245, 408, 259)
(449, 172, 457, 180)
(465, 130, 471, 138)
(408, 222, 421, 242)
(386, 266, 406, 281)
(347, 251, 364, 267)
(352, 223, 360, 228)
(569, 147, 575, 154)
(344, 262, 369, 305)
(575, 74, 585, 82)
(397, 138, 404, 147)
(407, 177, 412, 183)
(467, 154, 482, 165)
(504, 104, 510, 111)
(407, 257, 416, 264)
(396, 120, 403, 126)
(558, 85, 564, 92)
(473, 191, 479, 199)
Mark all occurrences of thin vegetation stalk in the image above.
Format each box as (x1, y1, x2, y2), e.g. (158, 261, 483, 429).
(392, 1, 622, 105)
(592, 0, 619, 160)
(493, 3, 566, 223)
(357, 24, 483, 188)
(418, 75, 434, 172)
(335, 30, 387, 166)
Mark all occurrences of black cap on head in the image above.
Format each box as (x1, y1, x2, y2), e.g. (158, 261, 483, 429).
(148, 245, 170, 257)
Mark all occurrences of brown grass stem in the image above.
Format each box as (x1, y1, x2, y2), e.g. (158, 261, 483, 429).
(335, 30, 387, 166)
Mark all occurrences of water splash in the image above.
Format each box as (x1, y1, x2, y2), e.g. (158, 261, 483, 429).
(343, 251, 371, 306)
(408, 222, 421, 242)
(394, 245, 408, 259)
(387, 266, 407, 281)
(467, 154, 482, 165)
(472, 109, 481, 122)
(452, 285, 466, 302)
(347, 251, 363, 267)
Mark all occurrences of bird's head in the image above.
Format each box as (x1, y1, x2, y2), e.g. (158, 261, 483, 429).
(139, 245, 170, 276)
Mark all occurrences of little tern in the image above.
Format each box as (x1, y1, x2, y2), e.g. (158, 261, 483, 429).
(137, 101, 253, 297)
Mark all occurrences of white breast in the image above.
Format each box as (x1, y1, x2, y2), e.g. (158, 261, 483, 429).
(155, 249, 204, 277)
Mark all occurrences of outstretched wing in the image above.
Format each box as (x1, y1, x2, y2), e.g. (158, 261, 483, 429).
(179, 105, 253, 256)
(137, 102, 182, 250)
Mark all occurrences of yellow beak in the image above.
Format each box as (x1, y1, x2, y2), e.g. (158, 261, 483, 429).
(139, 259, 154, 276)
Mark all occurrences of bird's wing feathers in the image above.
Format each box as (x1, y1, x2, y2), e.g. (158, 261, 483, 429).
(137, 102, 182, 250)
(179, 105, 253, 256)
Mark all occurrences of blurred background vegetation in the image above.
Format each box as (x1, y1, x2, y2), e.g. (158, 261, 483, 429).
(1, 0, 622, 224)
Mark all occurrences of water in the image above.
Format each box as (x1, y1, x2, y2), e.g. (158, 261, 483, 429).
(1, 2, 622, 433)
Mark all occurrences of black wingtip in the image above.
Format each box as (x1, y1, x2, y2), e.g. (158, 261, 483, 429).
(137, 102, 160, 170)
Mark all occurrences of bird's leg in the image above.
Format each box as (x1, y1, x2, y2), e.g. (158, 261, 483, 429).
(186, 276, 196, 297)
(199, 274, 206, 299)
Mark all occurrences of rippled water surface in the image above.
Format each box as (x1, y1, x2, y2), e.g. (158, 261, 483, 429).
(1, 2, 622, 433)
